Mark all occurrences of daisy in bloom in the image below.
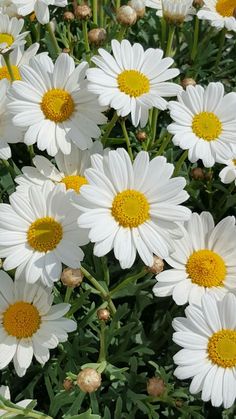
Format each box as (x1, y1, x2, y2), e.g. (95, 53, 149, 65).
(198, 0, 236, 32)
(11, 0, 67, 25)
(0, 43, 40, 82)
(173, 293, 236, 408)
(0, 271, 76, 377)
(0, 79, 23, 160)
(219, 157, 236, 185)
(77, 148, 191, 269)
(0, 181, 89, 286)
(15, 141, 104, 194)
(168, 82, 236, 167)
(8, 53, 107, 156)
(0, 385, 32, 415)
(0, 14, 28, 53)
(86, 39, 182, 127)
(145, 0, 195, 23)
(153, 212, 236, 306)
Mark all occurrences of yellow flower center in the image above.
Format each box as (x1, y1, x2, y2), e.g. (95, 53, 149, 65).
(111, 189, 149, 228)
(117, 70, 150, 97)
(232, 159, 236, 165)
(3, 301, 41, 338)
(186, 249, 226, 287)
(0, 65, 21, 81)
(0, 33, 14, 47)
(41, 89, 75, 123)
(27, 217, 63, 252)
(216, 0, 236, 16)
(192, 112, 222, 141)
(60, 175, 88, 193)
(208, 329, 236, 368)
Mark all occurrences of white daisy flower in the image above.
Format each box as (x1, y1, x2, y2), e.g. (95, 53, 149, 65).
(145, 0, 195, 23)
(0, 15, 28, 53)
(219, 157, 236, 185)
(0, 43, 40, 82)
(11, 0, 67, 25)
(8, 53, 107, 156)
(198, 0, 236, 32)
(173, 293, 236, 409)
(153, 212, 236, 306)
(0, 271, 76, 377)
(168, 83, 236, 167)
(86, 39, 182, 128)
(0, 181, 89, 286)
(0, 79, 23, 160)
(0, 385, 32, 415)
(15, 141, 105, 194)
(77, 148, 191, 269)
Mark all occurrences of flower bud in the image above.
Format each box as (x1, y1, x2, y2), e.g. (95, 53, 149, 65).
(175, 399, 184, 407)
(61, 268, 83, 288)
(147, 377, 165, 397)
(136, 131, 147, 142)
(128, 0, 146, 18)
(62, 48, 71, 53)
(75, 4, 92, 20)
(147, 256, 164, 274)
(181, 78, 196, 89)
(63, 11, 75, 21)
(97, 308, 110, 321)
(63, 378, 74, 391)
(204, 171, 213, 181)
(77, 368, 101, 393)
(88, 28, 107, 46)
(193, 0, 204, 7)
(191, 167, 205, 180)
(116, 5, 137, 26)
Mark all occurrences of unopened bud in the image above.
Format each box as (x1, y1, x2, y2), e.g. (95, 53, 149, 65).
(63, 378, 74, 391)
(193, 0, 204, 6)
(62, 48, 70, 53)
(97, 308, 110, 321)
(147, 377, 165, 397)
(191, 167, 205, 180)
(175, 399, 184, 407)
(88, 28, 107, 46)
(204, 171, 213, 181)
(61, 268, 83, 288)
(75, 4, 92, 20)
(128, 0, 146, 18)
(148, 256, 164, 274)
(77, 368, 101, 393)
(63, 11, 75, 21)
(181, 78, 196, 89)
(117, 5, 137, 26)
(136, 131, 147, 142)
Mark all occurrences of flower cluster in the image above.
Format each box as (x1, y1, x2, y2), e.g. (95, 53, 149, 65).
(0, 0, 235, 417)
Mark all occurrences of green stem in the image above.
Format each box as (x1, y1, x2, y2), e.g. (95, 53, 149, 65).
(156, 133, 172, 156)
(93, 0, 98, 24)
(3, 53, 15, 82)
(120, 119, 133, 161)
(160, 18, 167, 51)
(110, 267, 148, 296)
(214, 28, 227, 69)
(165, 25, 175, 57)
(46, 23, 61, 55)
(1, 159, 16, 179)
(82, 20, 91, 63)
(36, 23, 41, 43)
(28, 145, 35, 162)
(98, 321, 106, 362)
(151, 109, 159, 144)
(116, 0, 121, 9)
(191, 16, 199, 61)
(173, 150, 188, 176)
(64, 286, 73, 303)
(101, 112, 119, 145)
(117, 25, 127, 42)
